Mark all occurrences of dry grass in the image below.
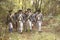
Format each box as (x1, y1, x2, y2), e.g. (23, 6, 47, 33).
(0, 15, 60, 40)
(0, 32, 56, 40)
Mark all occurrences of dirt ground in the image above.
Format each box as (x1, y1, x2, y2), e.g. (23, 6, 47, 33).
(0, 15, 60, 40)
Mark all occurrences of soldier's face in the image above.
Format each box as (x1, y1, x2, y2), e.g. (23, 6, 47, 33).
(25, 12, 28, 14)
(9, 13, 11, 15)
(27, 10, 31, 13)
(19, 12, 22, 14)
(36, 12, 38, 14)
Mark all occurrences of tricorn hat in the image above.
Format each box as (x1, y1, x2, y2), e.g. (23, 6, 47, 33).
(9, 10, 12, 12)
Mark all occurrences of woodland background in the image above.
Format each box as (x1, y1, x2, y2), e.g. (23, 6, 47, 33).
(0, 0, 60, 40)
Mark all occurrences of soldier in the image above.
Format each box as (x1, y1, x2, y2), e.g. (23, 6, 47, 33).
(13, 12, 18, 31)
(31, 11, 38, 25)
(7, 10, 13, 33)
(26, 8, 33, 31)
(36, 10, 43, 32)
(18, 10, 24, 33)
(23, 11, 28, 32)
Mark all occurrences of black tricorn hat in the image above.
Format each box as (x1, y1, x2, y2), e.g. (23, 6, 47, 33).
(18, 10, 22, 12)
(36, 9, 41, 12)
(9, 10, 12, 12)
(27, 8, 31, 11)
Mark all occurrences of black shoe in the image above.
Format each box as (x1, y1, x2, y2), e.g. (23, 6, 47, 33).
(30, 30, 32, 32)
(38, 31, 42, 33)
(25, 29, 28, 32)
(20, 32, 23, 34)
(18, 30, 23, 34)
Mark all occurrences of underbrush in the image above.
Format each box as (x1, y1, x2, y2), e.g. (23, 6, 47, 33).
(0, 15, 60, 40)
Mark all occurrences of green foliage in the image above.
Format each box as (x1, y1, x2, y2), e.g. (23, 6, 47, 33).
(0, 0, 59, 14)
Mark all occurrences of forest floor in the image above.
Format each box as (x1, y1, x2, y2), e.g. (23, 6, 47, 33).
(0, 15, 60, 40)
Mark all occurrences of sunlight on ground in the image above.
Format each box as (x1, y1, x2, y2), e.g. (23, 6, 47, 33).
(7, 32, 56, 40)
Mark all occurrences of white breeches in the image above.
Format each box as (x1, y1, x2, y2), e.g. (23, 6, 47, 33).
(8, 22, 13, 29)
(37, 21, 42, 31)
(27, 19, 32, 30)
(19, 21, 23, 32)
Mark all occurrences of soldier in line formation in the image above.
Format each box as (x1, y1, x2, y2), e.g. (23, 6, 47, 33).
(7, 9, 43, 33)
